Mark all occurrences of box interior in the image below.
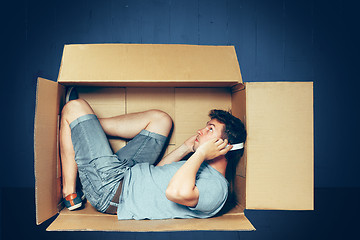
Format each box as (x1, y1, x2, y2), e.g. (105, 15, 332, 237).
(34, 78, 253, 231)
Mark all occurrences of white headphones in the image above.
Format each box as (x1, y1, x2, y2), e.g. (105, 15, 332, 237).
(229, 142, 244, 151)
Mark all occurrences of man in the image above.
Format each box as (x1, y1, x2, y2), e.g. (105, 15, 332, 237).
(60, 88, 246, 220)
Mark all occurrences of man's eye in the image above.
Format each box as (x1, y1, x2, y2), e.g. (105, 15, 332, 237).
(209, 128, 213, 132)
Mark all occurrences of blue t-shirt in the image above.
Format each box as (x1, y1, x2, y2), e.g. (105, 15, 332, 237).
(117, 161, 229, 220)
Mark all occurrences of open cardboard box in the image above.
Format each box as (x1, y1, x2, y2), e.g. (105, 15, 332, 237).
(34, 44, 313, 231)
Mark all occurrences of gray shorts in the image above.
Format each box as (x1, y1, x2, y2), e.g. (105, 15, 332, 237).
(69, 114, 167, 212)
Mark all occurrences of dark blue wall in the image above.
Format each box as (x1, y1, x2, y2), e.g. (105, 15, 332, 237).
(1, 0, 359, 188)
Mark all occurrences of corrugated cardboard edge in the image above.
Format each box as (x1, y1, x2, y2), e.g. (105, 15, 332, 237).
(58, 80, 240, 87)
(34, 78, 41, 224)
(34, 78, 65, 224)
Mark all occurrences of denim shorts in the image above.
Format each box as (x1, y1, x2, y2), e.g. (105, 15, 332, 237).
(70, 114, 167, 213)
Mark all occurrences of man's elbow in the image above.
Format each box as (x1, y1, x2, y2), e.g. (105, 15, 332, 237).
(165, 187, 198, 207)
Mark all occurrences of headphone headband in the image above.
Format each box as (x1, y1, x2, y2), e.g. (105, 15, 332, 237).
(229, 143, 244, 151)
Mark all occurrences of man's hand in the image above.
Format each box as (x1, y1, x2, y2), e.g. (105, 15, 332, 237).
(183, 134, 197, 153)
(165, 137, 232, 207)
(196, 138, 232, 161)
(156, 135, 196, 167)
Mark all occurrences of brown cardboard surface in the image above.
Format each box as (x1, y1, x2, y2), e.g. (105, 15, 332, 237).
(230, 85, 247, 209)
(174, 88, 232, 145)
(47, 201, 254, 231)
(34, 78, 65, 224)
(231, 85, 247, 178)
(127, 88, 176, 145)
(58, 44, 242, 86)
(245, 82, 314, 210)
(77, 87, 127, 152)
(234, 176, 247, 210)
(77, 87, 126, 118)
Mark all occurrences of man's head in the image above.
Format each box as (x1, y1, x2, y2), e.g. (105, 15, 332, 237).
(208, 109, 246, 157)
(193, 109, 247, 160)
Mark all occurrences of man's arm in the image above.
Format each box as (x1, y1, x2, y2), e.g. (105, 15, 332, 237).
(165, 138, 231, 207)
(156, 135, 197, 167)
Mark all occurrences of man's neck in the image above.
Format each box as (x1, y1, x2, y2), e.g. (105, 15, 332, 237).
(206, 156, 227, 176)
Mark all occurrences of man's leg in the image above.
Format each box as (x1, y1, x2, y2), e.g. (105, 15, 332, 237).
(99, 110, 173, 167)
(99, 109, 173, 139)
(60, 99, 95, 197)
(60, 99, 172, 197)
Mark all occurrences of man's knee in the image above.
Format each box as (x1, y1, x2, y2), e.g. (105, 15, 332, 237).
(61, 99, 94, 123)
(62, 99, 86, 115)
(149, 109, 172, 125)
(146, 109, 173, 134)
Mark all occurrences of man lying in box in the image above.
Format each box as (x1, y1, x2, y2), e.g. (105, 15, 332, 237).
(60, 88, 246, 220)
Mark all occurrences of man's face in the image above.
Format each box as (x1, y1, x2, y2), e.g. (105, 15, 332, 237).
(193, 119, 225, 151)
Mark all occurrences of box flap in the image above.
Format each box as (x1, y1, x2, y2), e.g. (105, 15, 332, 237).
(47, 202, 255, 231)
(58, 44, 242, 87)
(245, 82, 314, 210)
(34, 78, 65, 224)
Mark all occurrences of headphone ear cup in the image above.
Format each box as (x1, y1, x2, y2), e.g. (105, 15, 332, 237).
(229, 143, 244, 151)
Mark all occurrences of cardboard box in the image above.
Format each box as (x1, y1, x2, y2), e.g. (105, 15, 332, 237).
(34, 44, 313, 231)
